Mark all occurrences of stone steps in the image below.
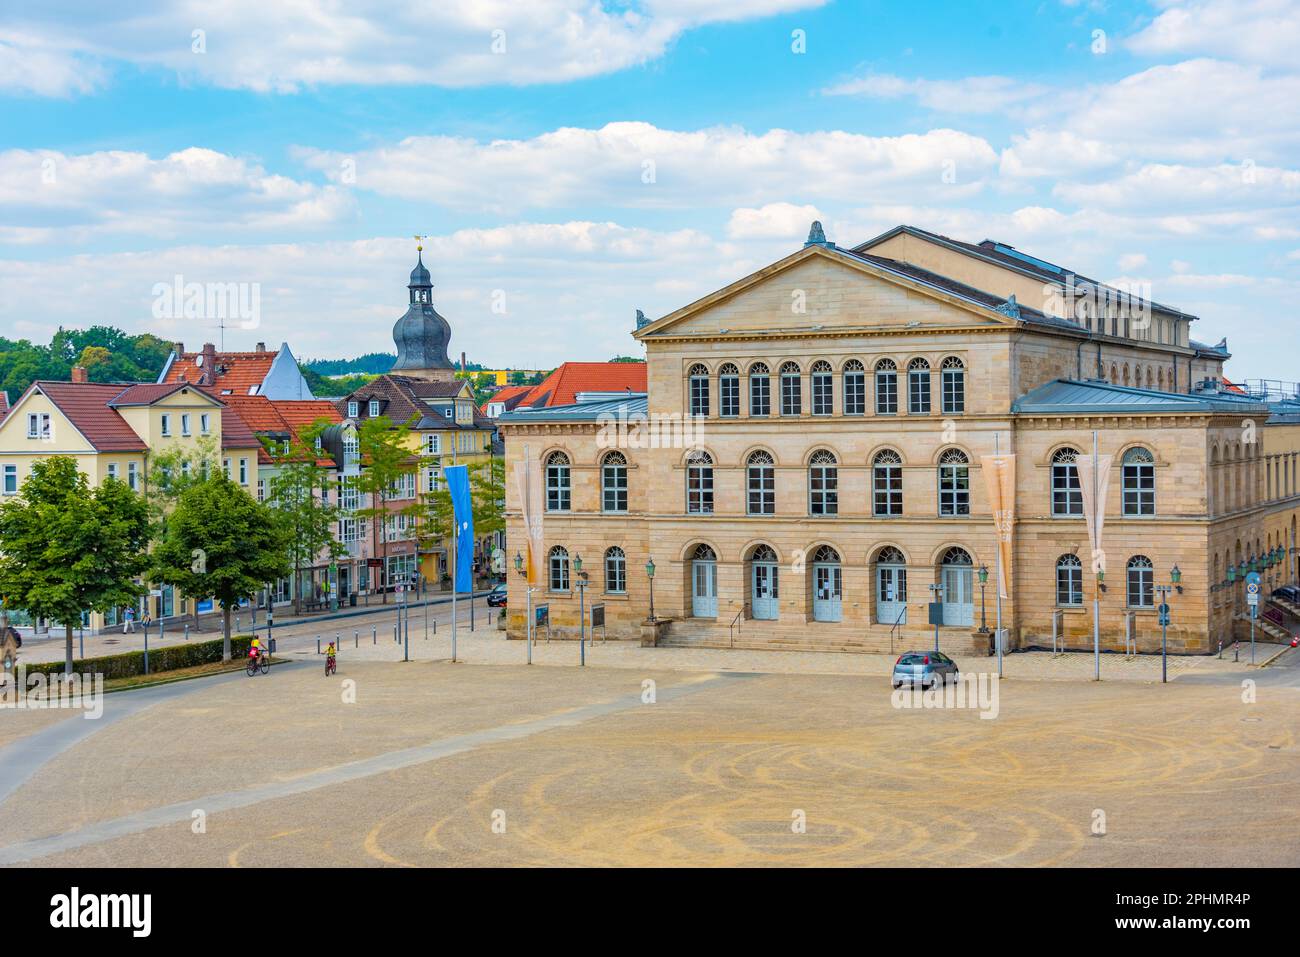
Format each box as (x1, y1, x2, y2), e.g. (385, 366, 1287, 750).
(660, 619, 988, 655)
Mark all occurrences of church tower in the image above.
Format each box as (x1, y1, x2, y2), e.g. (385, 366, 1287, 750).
(391, 237, 455, 381)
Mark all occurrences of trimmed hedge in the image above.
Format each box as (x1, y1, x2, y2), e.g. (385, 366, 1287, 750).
(23, 635, 254, 679)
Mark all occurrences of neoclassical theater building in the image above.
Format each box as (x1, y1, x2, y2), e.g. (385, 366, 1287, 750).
(499, 224, 1300, 655)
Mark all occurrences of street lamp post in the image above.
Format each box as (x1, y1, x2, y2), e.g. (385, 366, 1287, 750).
(645, 558, 656, 622)
(1153, 564, 1182, 684)
(574, 554, 588, 667)
(977, 564, 989, 634)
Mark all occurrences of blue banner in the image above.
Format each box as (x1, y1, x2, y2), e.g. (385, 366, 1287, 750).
(445, 464, 474, 593)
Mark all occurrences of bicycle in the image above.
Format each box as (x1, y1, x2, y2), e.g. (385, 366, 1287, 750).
(246, 648, 270, 676)
(325, 653, 337, 676)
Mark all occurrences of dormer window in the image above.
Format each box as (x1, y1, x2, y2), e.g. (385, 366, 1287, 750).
(368, 400, 380, 417)
(347, 401, 358, 418)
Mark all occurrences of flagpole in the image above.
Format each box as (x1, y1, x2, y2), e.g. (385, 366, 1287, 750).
(995, 432, 1003, 678)
(451, 522, 458, 663)
(1093, 429, 1101, 681)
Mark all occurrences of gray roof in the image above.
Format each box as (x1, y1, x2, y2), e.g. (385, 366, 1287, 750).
(1014, 379, 1270, 415)
(497, 393, 649, 423)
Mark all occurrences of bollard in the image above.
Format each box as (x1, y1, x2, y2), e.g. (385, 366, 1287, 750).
(1218, 639, 1223, 659)
(159, 619, 165, 639)
(184, 624, 189, 641)
(372, 627, 376, 645)
(355, 630, 359, 649)
(316, 637, 321, 655)
(236, 615, 241, 633)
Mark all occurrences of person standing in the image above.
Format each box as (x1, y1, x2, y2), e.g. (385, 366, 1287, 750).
(122, 606, 135, 634)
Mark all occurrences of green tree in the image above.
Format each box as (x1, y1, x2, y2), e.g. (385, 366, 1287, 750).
(354, 416, 418, 602)
(150, 475, 290, 661)
(0, 457, 150, 675)
(264, 420, 343, 613)
(471, 455, 505, 539)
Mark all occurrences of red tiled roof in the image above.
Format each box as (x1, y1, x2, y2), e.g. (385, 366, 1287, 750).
(273, 400, 343, 432)
(479, 384, 532, 415)
(516, 362, 646, 409)
(0, 390, 9, 422)
(108, 382, 213, 407)
(217, 394, 290, 432)
(164, 350, 276, 395)
(29, 382, 148, 452)
(218, 403, 263, 451)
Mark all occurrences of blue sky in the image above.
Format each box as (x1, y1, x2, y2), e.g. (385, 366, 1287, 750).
(2, 0, 1298, 378)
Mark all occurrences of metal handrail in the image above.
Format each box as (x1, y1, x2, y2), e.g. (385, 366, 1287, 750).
(729, 607, 744, 648)
(888, 604, 907, 655)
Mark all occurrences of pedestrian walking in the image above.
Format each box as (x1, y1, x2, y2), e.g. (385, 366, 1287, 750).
(122, 606, 136, 634)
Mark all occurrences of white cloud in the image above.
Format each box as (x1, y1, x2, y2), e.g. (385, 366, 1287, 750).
(0, 147, 353, 242)
(1119, 253, 1149, 271)
(0, 37, 105, 97)
(725, 202, 823, 240)
(1054, 162, 1300, 212)
(1128, 0, 1300, 69)
(0, 0, 826, 96)
(823, 72, 1049, 113)
(298, 122, 1000, 213)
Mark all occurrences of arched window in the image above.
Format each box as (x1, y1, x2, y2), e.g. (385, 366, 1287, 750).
(686, 450, 714, 515)
(747, 450, 775, 515)
(1126, 555, 1154, 608)
(752, 544, 778, 562)
(719, 363, 740, 417)
(1051, 447, 1082, 516)
(1056, 554, 1083, 606)
(808, 449, 838, 516)
(548, 546, 570, 591)
(876, 545, 906, 565)
(749, 363, 771, 417)
(545, 451, 571, 512)
(811, 360, 833, 416)
(812, 544, 840, 563)
(843, 359, 865, 415)
(601, 451, 627, 513)
(604, 546, 626, 594)
(907, 358, 931, 414)
(873, 449, 903, 516)
(688, 363, 709, 417)
(692, 543, 717, 560)
(780, 361, 802, 416)
(875, 358, 898, 415)
(937, 448, 970, 516)
(1121, 446, 1155, 516)
(941, 356, 965, 414)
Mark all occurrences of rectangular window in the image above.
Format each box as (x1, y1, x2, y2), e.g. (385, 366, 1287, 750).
(2, 465, 16, 494)
(239, 458, 248, 485)
(689, 374, 709, 417)
(812, 371, 832, 416)
(844, 369, 865, 415)
(27, 412, 51, 439)
(128, 462, 138, 491)
(200, 413, 210, 434)
(257, 479, 265, 501)
(160, 414, 172, 437)
(1127, 566, 1154, 608)
(876, 371, 897, 415)
(107, 463, 119, 482)
(1057, 564, 1083, 606)
(873, 465, 902, 516)
(720, 375, 739, 417)
(941, 368, 965, 414)
(747, 464, 775, 515)
(347, 401, 359, 418)
(780, 372, 801, 416)
(908, 368, 931, 414)
(181, 413, 191, 436)
(750, 373, 770, 417)
(938, 464, 970, 516)
(687, 461, 714, 514)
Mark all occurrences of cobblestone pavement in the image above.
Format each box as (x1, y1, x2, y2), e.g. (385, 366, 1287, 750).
(2, 659, 1297, 867)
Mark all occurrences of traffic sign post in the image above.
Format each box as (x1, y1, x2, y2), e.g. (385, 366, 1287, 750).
(1246, 572, 1261, 665)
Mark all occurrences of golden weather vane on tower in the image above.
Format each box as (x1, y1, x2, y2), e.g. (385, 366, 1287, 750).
(413, 234, 426, 253)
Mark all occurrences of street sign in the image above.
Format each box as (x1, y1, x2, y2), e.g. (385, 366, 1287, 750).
(535, 604, 549, 626)
(1158, 602, 1170, 627)
(927, 602, 944, 626)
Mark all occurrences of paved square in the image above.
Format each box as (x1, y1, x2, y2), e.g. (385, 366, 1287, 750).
(2, 654, 1297, 867)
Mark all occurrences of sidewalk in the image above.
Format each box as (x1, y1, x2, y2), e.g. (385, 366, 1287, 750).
(282, 628, 1278, 683)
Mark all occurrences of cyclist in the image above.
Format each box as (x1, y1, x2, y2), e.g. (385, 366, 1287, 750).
(325, 640, 337, 675)
(249, 635, 263, 662)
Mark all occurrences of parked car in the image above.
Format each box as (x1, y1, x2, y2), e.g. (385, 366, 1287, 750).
(486, 584, 507, 608)
(891, 651, 959, 689)
(1271, 585, 1300, 605)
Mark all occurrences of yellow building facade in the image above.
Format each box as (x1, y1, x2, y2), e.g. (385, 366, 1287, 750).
(499, 224, 1300, 655)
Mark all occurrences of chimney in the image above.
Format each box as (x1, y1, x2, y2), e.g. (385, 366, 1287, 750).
(255, 341, 266, 353)
(199, 342, 218, 385)
(70, 366, 88, 384)
(173, 341, 185, 355)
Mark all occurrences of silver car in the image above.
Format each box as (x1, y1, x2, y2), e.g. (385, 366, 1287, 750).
(891, 651, 959, 689)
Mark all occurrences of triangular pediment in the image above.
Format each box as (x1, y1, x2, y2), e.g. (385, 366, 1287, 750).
(634, 244, 1015, 342)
